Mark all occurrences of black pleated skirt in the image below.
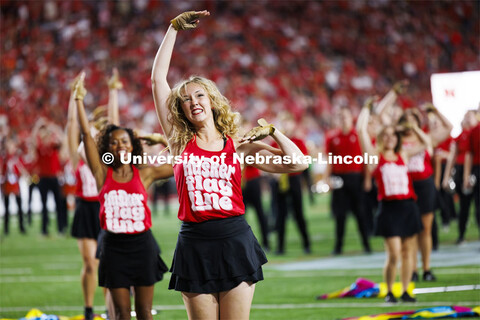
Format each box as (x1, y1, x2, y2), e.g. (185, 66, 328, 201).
(412, 176, 436, 215)
(374, 199, 423, 238)
(71, 198, 101, 239)
(98, 229, 168, 288)
(169, 215, 268, 293)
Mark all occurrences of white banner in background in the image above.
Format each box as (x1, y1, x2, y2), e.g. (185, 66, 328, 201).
(431, 71, 480, 137)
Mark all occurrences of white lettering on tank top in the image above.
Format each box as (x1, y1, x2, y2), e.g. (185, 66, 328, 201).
(407, 151, 425, 173)
(6, 161, 18, 184)
(103, 190, 146, 233)
(183, 156, 235, 212)
(380, 163, 409, 197)
(79, 164, 98, 197)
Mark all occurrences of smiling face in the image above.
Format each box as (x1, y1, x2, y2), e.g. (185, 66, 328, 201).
(180, 83, 213, 125)
(108, 129, 133, 159)
(380, 126, 399, 152)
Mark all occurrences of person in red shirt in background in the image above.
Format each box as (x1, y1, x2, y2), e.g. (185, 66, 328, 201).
(399, 104, 452, 282)
(273, 114, 311, 255)
(433, 133, 456, 227)
(31, 117, 67, 236)
(442, 110, 478, 244)
(242, 165, 270, 251)
(1, 136, 27, 235)
(21, 139, 40, 226)
(462, 109, 480, 242)
(325, 107, 371, 255)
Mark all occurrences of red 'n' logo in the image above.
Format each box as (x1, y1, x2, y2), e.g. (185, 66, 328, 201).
(445, 89, 455, 97)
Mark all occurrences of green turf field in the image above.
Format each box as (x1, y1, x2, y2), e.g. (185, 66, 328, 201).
(1, 193, 479, 319)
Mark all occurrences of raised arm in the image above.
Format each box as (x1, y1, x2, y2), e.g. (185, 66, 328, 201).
(403, 123, 432, 159)
(151, 10, 210, 140)
(375, 80, 408, 126)
(66, 76, 81, 168)
(74, 72, 107, 190)
(424, 104, 453, 147)
(356, 98, 378, 172)
(107, 68, 121, 126)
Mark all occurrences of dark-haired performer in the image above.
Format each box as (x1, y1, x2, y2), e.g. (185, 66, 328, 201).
(73, 72, 173, 320)
(357, 100, 423, 303)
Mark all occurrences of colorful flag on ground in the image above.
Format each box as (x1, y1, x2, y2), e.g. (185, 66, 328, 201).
(342, 305, 480, 320)
(317, 278, 414, 299)
(0, 308, 104, 320)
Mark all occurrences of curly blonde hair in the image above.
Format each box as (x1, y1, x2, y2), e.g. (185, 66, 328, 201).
(167, 76, 239, 151)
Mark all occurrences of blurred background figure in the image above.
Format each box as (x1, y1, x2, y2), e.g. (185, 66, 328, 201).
(242, 165, 270, 251)
(442, 110, 479, 245)
(325, 107, 371, 255)
(31, 118, 67, 236)
(461, 109, 480, 243)
(1, 136, 27, 235)
(272, 113, 311, 255)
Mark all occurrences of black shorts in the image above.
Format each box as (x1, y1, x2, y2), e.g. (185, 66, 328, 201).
(412, 176, 436, 215)
(374, 199, 423, 238)
(169, 215, 267, 293)
(71, 198, 101, 239)
(98, 230, 168, 288)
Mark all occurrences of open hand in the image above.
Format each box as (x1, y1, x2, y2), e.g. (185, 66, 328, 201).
(73, 72, 87, 101)
(171, 10, 210, 31)
(240, 118, 275, 143)
(139, 133, 168, 146)
(108, 68, 123, 90)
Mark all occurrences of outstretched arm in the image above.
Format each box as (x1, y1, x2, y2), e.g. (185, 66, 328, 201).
(356, 98, 378, 172)
(424, 104, 453, 147)
(74, 72, 107, 190)
(66, 75, 81, 168)
(151, 10, 210, 141)
(107, 68, 121, 126)
(375, 80, 408, 126)
(237, 119, 308, 173)
(403, 123, 432, 159)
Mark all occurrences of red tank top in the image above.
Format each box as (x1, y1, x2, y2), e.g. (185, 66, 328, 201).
(98, 166, 151, 234)
(373, 154, 416, 201)
(174, 135, 245, 223)
(1, 155, 21, 194)
(75, 161, 99, 201)
(402, 143, 433, 181)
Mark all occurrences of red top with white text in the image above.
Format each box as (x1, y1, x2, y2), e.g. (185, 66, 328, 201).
(373, 154, 417, 201)
(75, 160, 99, 201)
(1, 155, 23, 195)
(99, 166, 151, 233)
(402, 142, 433, 181)
(174, 135, 245, 223)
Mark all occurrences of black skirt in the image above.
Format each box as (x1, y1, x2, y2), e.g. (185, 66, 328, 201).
(374, 199, 423, 238)
(169, 215, 268, 293)
(71, 198, 101, 239)
(412, 176, 436, 215)
(98, 229, 168, 288)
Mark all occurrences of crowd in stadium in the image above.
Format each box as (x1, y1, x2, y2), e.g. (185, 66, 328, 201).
(2, 1, 478, 140)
